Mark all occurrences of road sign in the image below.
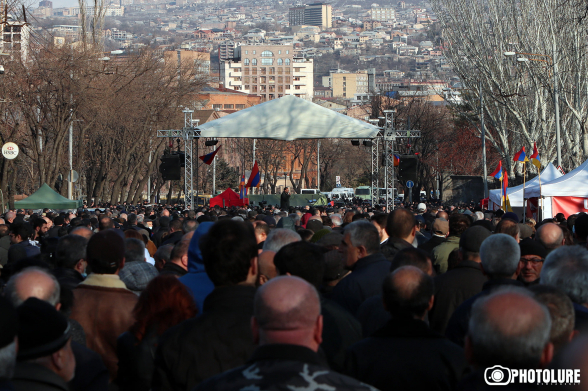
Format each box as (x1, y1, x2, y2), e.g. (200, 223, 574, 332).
(406, 180, 414, 188)
(67, 170, 79, 183)
(1, 142, 18, 160)
(336, 175, 341, 184)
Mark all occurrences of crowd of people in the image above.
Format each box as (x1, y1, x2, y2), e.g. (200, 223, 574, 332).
(0, 197, 588, 390)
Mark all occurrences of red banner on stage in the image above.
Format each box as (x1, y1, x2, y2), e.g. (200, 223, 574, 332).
(551, 196, 588, 218)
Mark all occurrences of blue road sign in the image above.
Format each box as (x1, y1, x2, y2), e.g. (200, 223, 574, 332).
(406, 180, 414, 188)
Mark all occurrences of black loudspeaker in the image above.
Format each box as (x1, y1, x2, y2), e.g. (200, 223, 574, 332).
(398, 155, 418, 183)
(159, 154, 181, 181)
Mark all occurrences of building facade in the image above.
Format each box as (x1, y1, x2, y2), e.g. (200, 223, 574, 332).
(289, 3, 332, 29)
(1, 18, 31, 60)
(369, 7, 396, 22)
(331, 71, 369, 98)
(222, 44, 314, 101)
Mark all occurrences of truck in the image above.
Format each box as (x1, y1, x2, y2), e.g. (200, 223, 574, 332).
(355, 186, 372, 200)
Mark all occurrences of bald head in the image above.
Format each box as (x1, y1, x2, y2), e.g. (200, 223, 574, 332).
(5, 267, 60, 307)
(436, 210, 449, 221)
(382, 266, 434, 319)
(536, 223, 564, 253)
(468, 288, 552, 369)
(253, 276, 322, 350)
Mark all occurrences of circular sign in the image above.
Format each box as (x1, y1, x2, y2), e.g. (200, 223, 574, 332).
(406, 180, 414, 188)
(67, 170, 79, 183)
(2, 142, 19, 160)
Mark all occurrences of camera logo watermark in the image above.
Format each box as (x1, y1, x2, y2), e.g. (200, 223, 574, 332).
(484, 365, 580, 386)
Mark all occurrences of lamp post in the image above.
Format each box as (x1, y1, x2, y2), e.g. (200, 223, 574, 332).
(504, 51, 561, 168)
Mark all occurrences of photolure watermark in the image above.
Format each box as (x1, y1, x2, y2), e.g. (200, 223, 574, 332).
(484, 365, 580, 386)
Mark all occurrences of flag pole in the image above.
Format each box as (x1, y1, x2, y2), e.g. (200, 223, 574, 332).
(538, 164, 542, 222)
(501, 175, 504, 210)
(523, 161, 526, 223)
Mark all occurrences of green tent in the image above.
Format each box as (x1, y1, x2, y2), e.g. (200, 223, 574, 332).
(15, 183, 82, 210)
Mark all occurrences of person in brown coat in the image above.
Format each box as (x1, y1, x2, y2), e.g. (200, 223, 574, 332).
(70, 229, 138, 382)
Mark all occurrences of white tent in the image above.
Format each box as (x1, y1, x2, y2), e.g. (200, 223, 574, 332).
(525, 159, 588, 218)
(488, 163, 562, 208)
(198, 95, 380, 140)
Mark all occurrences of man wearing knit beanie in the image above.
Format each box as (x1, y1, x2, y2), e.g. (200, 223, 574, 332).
(518, 238, 548, 286)
(12, 297, 75, 391)
(70, 229, 138, 382)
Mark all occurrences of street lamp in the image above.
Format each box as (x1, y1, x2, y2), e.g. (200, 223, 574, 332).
(504, 51, 561, 168)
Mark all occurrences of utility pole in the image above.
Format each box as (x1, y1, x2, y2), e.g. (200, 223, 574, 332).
(480, 81, 488, 199)
(553, 40, 562, 168)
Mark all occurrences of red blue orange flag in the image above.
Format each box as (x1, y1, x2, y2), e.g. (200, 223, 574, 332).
(393, 154, 400, 167)
(199, 146, 221, 165)
(530, 142, 541, 169)
(490, 161, 503, 180)
(513, 147, 529, 163)
(239, 175, 247, 199)
(246, 161, 261, 188)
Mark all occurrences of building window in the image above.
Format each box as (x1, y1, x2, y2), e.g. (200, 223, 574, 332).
(245, 50, 248, 54)
(213, 104, 222, 109)
(269, 68, 275, 74)
(277, 58, 283, 65)
(261, 50, 273, 57)
(236, 104, 245, 109)
(286, 50, 289, 54)
(253, 50, 256, 54)
(295, 85, 301, 90)
(252, 59, 257, 65)
(224, 104, 234, 109)
(278, 50, 281, 54)
(245, 85, 250, 89)
(244, 58, 250, 65)
(261, 58, 273, 65)
(285, 59, 291, 65)
(260, 76, 266, 83)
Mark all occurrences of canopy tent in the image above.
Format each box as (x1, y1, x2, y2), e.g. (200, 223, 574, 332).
(488, 163, 562, 209)
(15, 183, 82, 210)
(197, 95, 380, 140)
(524, 159, 588, 218)
(210, 188, 248, 208)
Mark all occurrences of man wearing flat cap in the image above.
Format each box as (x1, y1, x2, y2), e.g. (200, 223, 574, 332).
(70, 229, 138, 382)
(12, 298, 75, 391)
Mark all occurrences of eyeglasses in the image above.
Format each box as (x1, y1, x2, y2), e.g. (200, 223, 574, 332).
(520, 258, 544, 265)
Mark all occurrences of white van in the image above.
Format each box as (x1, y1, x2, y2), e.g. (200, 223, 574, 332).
(300, 189, 320, 195)
(330, 187, 354, 199)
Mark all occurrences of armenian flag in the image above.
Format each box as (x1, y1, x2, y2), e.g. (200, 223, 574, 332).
(393, 154, 400, 167)
(199, 146, 221, 165)
(246, 161, 261, 188)
(490, 161, 503, 180)
(513, 147, 529, 163)
(502, 168, 513, 212)
(239, 175, 247, 199)
(530, 142, 541, 170)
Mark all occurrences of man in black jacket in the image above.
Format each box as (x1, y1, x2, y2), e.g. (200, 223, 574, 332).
(419, 218, 448, 255)
(196, 276, 377, 391)
(381, 209, 416, 261)
(159, 238, 189, 277)
(280, 187, 290, 211)
(330, 220, 390, 316)
(52, 235, 88, 291)
(273, 241, 362, 372)
(428, 226, 490, 334)
(445, 234, 523, 346)
(345, 266, 466, 391)
(152, 220, 259, 391)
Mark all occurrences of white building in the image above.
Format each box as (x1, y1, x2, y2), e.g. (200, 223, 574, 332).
(222, 44, 314, 101)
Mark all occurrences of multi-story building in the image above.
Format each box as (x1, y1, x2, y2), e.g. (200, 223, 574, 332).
(1, 17, 31, 60)
(331, 71, 369, 98)
(221, 44, 314, 102)
(164, 50, 211, 77)
(369, 7, 396, 22)
(288, 3, 332, 29)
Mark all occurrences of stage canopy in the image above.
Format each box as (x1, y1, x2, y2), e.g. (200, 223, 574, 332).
(198, 95, 380, 140)
(488, 163, 562, 207)
(525, 159, 588, 198)
(15, 183, 82, 210)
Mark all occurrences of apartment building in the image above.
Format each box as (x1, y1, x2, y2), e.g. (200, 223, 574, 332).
(331, 71, 369, 98)
(1, 18, 31, 60)
(369, 7, 396, 22)
(222, 44, 314, 101)
(289, 3, 332, 29)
